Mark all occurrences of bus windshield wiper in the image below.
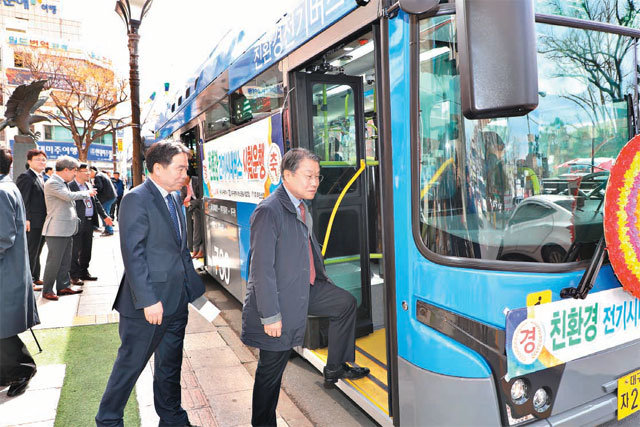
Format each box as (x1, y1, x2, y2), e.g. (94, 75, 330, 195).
(560, 236, 606, 299)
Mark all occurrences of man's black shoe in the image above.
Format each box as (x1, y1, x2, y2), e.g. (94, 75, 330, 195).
(7, 369, 36, 397)
(323, 363, 370, 388)
(80, 274, 98, 281)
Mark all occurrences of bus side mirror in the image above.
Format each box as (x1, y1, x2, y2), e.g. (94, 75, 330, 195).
(398, 0, 439, 14)
(456, 0, 539, 119)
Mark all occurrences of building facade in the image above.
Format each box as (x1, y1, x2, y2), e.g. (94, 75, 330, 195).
(1, 0, 118, 171)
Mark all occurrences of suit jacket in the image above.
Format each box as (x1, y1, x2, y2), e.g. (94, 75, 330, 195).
(68, 180, 107, 227)
(15, 169, 47, 229)
(0, 175, 40, 338)
(42, 174, 92, 237)
(94, 172, 117, 203)
(113, 179, 204, 318)
(241, 185, 330, 351)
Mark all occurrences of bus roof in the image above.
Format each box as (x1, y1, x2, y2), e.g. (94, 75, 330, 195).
(155, 0, 358, 139)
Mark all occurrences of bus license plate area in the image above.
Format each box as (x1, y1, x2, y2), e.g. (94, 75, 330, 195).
(618, 369, 640, 420)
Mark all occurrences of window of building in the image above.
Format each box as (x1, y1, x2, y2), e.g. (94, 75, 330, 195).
(186, 87, 191, 98)
(230, 63, 284, 126)
(44, 125, 53, 140)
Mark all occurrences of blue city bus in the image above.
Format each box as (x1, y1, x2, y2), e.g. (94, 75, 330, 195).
(156, 1, 640, 425)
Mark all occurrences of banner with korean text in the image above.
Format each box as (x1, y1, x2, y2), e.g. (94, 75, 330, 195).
(506, 287, 640, 378)
(202, 112, 284, 203)
(10, 140, 112, 163)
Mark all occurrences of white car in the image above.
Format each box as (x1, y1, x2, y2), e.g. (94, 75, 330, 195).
(499, 195, 583, 263)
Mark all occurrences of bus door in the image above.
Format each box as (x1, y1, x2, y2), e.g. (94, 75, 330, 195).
(180, 126, 206, 258)
(180, 126, 202, 179)
(292, 72, 374, 341)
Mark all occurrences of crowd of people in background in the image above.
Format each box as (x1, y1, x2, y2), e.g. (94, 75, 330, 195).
(14, 149, 129, 300)
(1, 143, 207, 401)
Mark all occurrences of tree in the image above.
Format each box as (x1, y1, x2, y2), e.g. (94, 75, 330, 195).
(16, 48, 129, 161)
(538, 0, 639, 155)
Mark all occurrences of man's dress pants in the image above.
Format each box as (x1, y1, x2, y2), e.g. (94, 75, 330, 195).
(252, 279, 357, 426)
(0, 336, 36, 386)
(70, 219, 94, 279)
(95, 288, 189, 427)
(26, 226, 46, 282)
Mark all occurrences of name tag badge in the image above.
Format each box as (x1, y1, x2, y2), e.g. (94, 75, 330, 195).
(86, 199, 93, 208)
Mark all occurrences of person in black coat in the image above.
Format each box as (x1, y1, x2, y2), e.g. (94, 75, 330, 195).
(69, 164, 112, 283)
(0, 148, 40, 397)
(241, 148, 369, 426)
(15, 149, 48, 291)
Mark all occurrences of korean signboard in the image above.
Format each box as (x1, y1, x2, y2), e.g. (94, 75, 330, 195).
(10, 140, 113, 162)
(202, 112, 284, 204)
(1, 0, 58, 14)
(506, 287, 640, 378)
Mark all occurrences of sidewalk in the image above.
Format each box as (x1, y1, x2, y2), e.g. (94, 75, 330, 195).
(0, 226, 312, 427)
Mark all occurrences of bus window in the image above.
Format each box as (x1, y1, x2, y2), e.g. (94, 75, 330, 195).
(230, 63, 284, 126)
(417, 16, 635, 264)
(311, 83, 356, 163)
(310, 82, 360, 196)
(203, 100, 231, 140)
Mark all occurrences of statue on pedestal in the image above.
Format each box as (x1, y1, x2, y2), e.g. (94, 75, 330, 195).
(0, 80, 50, 178)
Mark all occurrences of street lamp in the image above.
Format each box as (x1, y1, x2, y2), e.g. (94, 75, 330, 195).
(115, 0, 153, 187)
(109, 118, 119, 174)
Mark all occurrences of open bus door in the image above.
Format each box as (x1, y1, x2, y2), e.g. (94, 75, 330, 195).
(292, 72, 374, 346)
(291, 70, 392, 423)
(180, 126, 205, 259)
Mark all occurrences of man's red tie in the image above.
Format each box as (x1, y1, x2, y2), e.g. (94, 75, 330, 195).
(299, 202, 316, 285)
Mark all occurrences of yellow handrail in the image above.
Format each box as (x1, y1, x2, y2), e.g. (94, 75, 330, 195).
(322, 159, 366, 256)
(420, 157, 454, 199)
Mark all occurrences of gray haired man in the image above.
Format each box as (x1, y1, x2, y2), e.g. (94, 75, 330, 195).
(41, 156, 97, 301)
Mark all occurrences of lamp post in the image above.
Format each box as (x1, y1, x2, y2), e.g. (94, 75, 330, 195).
(109, 118, 119, 174)
(115, 0, 153, 187)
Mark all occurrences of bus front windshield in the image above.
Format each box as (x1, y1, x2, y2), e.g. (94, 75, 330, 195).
(417, 16, 637, 264)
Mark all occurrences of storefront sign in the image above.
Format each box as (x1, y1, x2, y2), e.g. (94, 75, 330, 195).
(7, 35, 112, 65)
(2, 0, 58, 14)
(506, 287, 640, 378)
(202, 112, 284, 203)
(10, 140, 113, 162)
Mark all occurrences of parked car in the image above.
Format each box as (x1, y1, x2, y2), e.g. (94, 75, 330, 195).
(498, 189, 604, 263)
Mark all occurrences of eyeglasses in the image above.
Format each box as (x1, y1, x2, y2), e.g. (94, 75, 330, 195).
(294, 172, 324, 183)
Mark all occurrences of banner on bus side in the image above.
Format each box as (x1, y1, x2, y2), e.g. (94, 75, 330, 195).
(202, 112, 284, 204)
(506, 287, 640, 378)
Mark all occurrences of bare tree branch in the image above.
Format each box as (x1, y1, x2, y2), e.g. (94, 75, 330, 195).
(17, 48, 131, 161)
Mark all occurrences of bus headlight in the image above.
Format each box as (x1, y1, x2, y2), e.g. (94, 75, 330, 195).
(510, 379, 528, 404)
(533, 388, 551, 413)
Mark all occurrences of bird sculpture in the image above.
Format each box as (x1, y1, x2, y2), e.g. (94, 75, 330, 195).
(0, 80, 50, 141)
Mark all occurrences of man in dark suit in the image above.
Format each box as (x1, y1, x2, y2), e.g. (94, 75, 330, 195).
(241, 148, 369, 426)
(15, 149, 48, 291)
(69, 164, 112, 283)
(91, 167, 117, 236)
(96, 141, 205, 427)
